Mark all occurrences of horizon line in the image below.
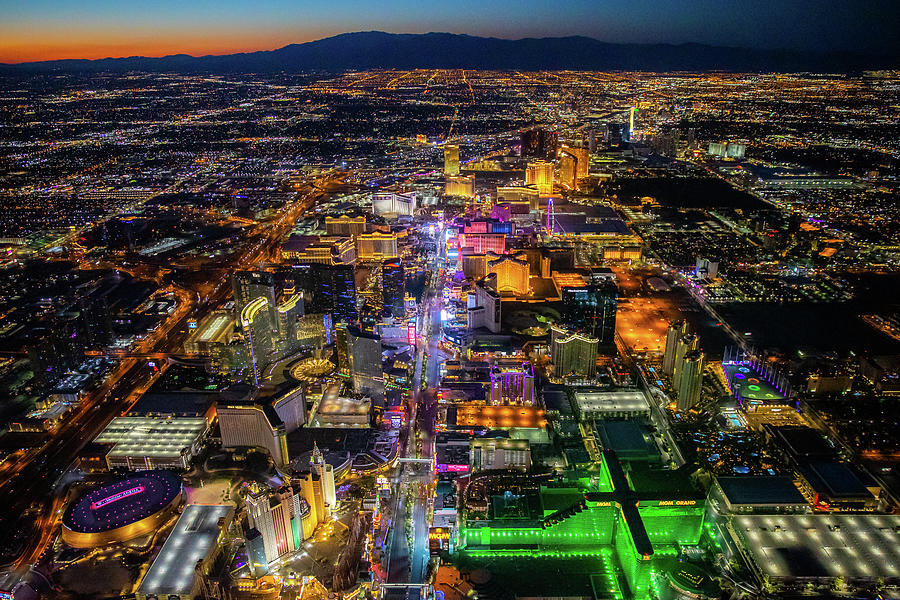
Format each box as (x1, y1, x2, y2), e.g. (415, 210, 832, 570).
(3, 30, 881, 66)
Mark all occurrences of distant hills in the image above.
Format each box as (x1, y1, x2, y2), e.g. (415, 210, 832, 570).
(2, 31, 896, 73)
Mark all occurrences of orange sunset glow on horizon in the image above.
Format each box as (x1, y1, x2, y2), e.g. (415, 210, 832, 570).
(1, 0, 896, 65)
(0, 27, 330, 64)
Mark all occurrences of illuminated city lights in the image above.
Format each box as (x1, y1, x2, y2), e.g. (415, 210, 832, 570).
(0, 22, 896, 600)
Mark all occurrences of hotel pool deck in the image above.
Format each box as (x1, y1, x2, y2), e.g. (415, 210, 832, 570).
(722, 362, 786, 402)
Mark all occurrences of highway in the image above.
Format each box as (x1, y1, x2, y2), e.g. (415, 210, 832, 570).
(0, 290, 194, 568)
(0, 175, 332, 568)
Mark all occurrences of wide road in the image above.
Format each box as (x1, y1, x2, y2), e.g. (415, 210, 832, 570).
(0, 288, 195, 567)
(0, 176, 332, 567)
(383, 239, 444, 599)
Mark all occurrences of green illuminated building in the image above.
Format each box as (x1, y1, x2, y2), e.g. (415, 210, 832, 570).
(457, 450, 706, 599)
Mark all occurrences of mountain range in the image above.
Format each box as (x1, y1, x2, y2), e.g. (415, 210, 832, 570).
(2, 31, 896, 73)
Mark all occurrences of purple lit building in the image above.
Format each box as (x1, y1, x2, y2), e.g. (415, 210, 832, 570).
(489, 362, 535, 405)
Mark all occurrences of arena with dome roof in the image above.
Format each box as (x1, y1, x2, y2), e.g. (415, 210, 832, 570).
(61, 469, 183, 548)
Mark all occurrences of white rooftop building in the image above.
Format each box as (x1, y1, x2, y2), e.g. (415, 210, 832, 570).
(136, 504, 234, 600)
(733, 514, 900, 585)
(573, 389, 651, 419)
(95, 416, 208, 470)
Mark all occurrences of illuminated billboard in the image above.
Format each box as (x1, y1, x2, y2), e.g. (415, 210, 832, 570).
(436, 464, 469, 473)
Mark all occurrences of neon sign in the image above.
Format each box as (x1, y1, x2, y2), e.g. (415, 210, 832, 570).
(436, 464, 469, 473)
(91, 485, 145, 510)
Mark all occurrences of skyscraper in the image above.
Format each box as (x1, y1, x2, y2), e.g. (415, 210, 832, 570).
(521, 128, 558, 159)
(381, 260, 405, 319)
(310, 443, 336, 510)
(324, 215, 366, 236)
(347, 326, 384, 399)
(372, 192, 417, 217)
(489, 362, 535, 405)
(486, 254, 530, 296)
(521, 128, 540, 157)
(560, 280, 617, 345)
(550, 325, 598, 379)
(726, 142, 746, 159)
(525, 161, 554, 195)
(695, 257, 719, 280)
(233, 270, 277, 317)
(217, 385, 305, 465)
(559, 153, 577, 189)
(444, 144, 460, 176)
(559, 144, 590, 186)
(663, 320, 688, 376)
(298, 469, 329, 524)
(322, 264, 357, 324)
(594, 281, 618, 344)
(458, 232, 505, 255)
(629, 106, 636, 141)
(672, 333, 700, 391)
(676, 351, 704, 411)
(241, 296, 277, 385)
(244, 486, 294, 564)
(607, 123, 624, 146)
(335, 321, 350, 377)
(445, 174, 475, 198)
(708, 142, 727, 157)
(276, 293, 302, 352)
(467, 276, 501, 333)
(244, 481, 314, 564)
(235, 272, 303, 384)
(244, 529, 268, 577)
(285, 263, 357, 325)
(356, 231, 400, 260)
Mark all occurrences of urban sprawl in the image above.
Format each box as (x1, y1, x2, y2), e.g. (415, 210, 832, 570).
(0, 70, 899, 600)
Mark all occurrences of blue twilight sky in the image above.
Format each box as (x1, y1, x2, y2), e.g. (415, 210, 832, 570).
(1, 0, 897, 63)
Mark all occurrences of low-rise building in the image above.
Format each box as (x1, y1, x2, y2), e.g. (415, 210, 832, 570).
(795, 461, 881, 512)
(732, 514, 900, 589)
(94, 415, 209, 470)
(471, 437, 531, 472)
(136, 504, 234, 600)
(573, 389, 650, 420)
(712, 476, 809, 514)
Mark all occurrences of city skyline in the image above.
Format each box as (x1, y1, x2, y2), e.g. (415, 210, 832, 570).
(0, 1, 899, 596)
(2, 0, 899, 63)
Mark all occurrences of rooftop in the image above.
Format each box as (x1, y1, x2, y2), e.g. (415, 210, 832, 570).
(716, 476, 807, 506)
(317, 395, 371, 416)
(574, 389, 649, 415)
(733, 514, 900, 580)
(455, 404, 547, 429)
(595, 420, 656, 459)
(130, 391, 217, 418)
(191, 312, 233, 344)
(137, 504, 234, 598)
(95, 416, 208, 459)
(63, 470, 182, 534)
(770, 426, 837, 460)
(628, 463, 699, 498)
(797, 461, 876, 500)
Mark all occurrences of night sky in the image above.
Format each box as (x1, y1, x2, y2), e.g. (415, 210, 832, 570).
(1, 0, 897, 64)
